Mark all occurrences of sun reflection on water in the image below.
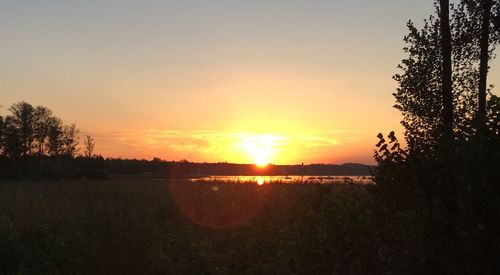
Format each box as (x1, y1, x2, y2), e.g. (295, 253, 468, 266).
(257, 176, 265, 185)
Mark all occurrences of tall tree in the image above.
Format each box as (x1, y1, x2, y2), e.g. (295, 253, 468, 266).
(439, 0, 454, 146)
(495, 4, 500, 33)
(393, 0, 499, 157)
(455, 0, 500, 132)
(33, 106, 53, 156)
(47, 117, 63, 157)
(2, 116, 23, 159)
(61, 123, 80, 157)
(393, 15, 445, 158)
(478, 0, 493, 128)
(8, 102, 35, 156)
(83, 135, 95, 158)
(0, 113, 4, 155)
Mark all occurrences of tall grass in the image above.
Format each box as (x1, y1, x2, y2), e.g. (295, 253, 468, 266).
(0, 179, 379, 274)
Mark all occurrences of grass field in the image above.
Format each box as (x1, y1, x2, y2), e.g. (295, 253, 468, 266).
(0, 178, 380, 274)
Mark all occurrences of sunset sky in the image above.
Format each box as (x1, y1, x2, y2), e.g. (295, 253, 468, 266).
(1, 1, 499, 165)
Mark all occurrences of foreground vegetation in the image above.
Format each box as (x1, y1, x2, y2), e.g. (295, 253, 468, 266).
(1, 178, 498, 275)
(0, 179, 378, 274)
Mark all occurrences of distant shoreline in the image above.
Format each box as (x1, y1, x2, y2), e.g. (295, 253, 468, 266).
(111, 161, 374, 177)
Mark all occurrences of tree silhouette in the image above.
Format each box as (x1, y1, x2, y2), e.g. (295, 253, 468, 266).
(439, 0, 454, 150)
(2, 116, 23, 160)
(393, 0, 499, 158)
(495, 4, 500, 33)
(47, 117, 63, 157)
(62, 123, 80, 157)
(33, 106, 53, 156)
(478, 0, 494, 128)
(0, 101, 85, 170)
(474, 0, 500, 130)
(8, 102, 36, 156)
(0, 112, 4, 155)
(83, 135, 95, 158)
(374, 1, 500, 272)
(393, 16, 444, 158)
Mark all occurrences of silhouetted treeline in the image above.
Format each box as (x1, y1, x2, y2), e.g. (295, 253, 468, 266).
(0, 102, 80, 158)
(138, 160, 372, 177)
(0, 101, 100, 180)
(372, 1, 500, 273)
(0, 155, 372, 180)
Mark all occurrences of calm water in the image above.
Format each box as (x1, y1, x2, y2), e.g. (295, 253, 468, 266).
(190, 175, 373, 185)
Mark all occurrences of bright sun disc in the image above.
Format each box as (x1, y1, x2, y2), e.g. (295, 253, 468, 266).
(255, 159, 268, 168)
(241, 134, 281, 166)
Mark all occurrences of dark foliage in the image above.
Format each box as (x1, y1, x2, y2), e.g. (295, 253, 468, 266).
(0, 180, 380, 275)
(373, 1, 500, 273)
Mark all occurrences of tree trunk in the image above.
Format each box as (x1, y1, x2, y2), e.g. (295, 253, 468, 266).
(439, 0, 457, 215)
(440, 0, 454, 145)
(478, 0, 493, 130)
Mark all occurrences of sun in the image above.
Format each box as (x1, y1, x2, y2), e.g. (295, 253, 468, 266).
(255, 160, 268, 168)
(241, 134, 281, 167)
(254, 148, 270, 167)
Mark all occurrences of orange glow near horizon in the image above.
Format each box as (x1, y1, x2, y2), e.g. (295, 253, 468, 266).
(86, 128, 383, 165)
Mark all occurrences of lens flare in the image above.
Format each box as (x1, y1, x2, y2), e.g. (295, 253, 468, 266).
(169, 181, 270, 229)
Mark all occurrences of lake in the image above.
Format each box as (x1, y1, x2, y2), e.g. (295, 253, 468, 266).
(189, 175, 373, 185)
